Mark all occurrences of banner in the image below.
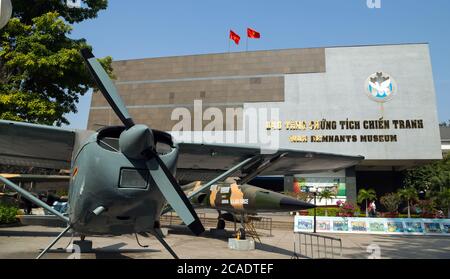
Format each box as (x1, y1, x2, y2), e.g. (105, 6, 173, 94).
(294, 216, 450, 236)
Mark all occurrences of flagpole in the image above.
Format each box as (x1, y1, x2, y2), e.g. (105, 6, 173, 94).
(246, 31, 248, 52)
(228, 29, 231, 53)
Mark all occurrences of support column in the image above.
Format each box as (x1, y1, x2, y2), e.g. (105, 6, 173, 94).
(345, 167, 357, 204)
(284, 175, 294, 193)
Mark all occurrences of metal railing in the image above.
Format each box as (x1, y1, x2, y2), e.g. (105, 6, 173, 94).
(248, 216, 273, 236)
(292, 232, 342, 259)
(160, 211, 206, 226)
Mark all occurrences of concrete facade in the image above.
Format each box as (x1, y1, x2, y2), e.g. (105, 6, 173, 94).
(88, 48, 325, 131)
(249, 44, 442, 166)
(88, 44, 443, 203)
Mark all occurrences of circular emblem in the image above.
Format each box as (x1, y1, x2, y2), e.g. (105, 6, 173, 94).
(365, 72, 397, 103)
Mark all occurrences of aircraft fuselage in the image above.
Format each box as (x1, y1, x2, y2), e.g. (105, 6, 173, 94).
(68, 127, 174, 235)
(188, 182, 315, 215)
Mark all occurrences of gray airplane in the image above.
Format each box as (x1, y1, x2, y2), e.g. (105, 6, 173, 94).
(0, 49, 363, 259)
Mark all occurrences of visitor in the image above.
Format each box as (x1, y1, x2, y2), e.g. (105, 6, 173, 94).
(369, 201, 377, 217)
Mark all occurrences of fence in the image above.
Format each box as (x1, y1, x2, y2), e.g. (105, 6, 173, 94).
(160, 211, 206, 226)
(248, 216, 273, 236)
(292, 232, 342, 259)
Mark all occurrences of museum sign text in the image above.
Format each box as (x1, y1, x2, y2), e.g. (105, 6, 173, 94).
(265, 119, 424, 143)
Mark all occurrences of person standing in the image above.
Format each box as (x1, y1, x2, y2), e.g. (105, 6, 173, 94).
(369, 201, 377, 217)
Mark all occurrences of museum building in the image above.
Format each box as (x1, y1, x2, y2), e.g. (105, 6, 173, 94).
(87, 43, 443, 204)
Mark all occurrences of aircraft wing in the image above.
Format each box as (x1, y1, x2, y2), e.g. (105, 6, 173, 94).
(175, 143, 364, 182)
(0, 174, 71, 182)
(0, 120, 91, 169)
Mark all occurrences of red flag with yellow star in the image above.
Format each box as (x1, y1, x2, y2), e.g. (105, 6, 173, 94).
(247, 28, 260, 39)
(229, 30, 240, 45)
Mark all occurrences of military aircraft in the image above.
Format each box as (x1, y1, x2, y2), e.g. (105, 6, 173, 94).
(0, 49, 363, 259)
(172, 179, 314, 235)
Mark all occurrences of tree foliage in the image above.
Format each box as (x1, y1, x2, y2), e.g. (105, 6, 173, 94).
(398, 187, 418, 218)
(403, 154, 450, 216)
(0, 203, 18, 224)
(357, 188, 377, 216)
(0, 1, 112, 126)
(318, 189, 336, 205)
(404, 154, 450, 193)
(12, 0, 108, 24)
(439, 120, 450, 127)
(357, 188, 377, 204)
(380, 193, 400, 213)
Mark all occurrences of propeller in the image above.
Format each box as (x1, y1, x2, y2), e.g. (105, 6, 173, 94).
(81, 49, 205, 236)
(0, 0, 12, 30)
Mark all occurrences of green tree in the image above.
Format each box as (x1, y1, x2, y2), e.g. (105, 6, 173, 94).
(432, 188, 450, 218)
(357, 188, 377, 217)
(380, 193, 400, 214)
(403, 154, 450, 193)
(437, 188, 450, 219)
(12, 0, 108, 25)
(318, 188, 336, 216)
(404, 154, 450, 216)
(439, 120, 450, 127)
(0, 1, 112, 126)
(398, 187, 418, 218)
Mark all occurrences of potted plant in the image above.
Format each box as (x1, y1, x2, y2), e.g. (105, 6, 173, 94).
(380, 193, 400, 218)
(357, 188, 377, 217)
(398, 187, 418, 218)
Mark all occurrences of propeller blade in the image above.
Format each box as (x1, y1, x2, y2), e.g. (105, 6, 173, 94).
(81, 49, 135, 129)
(144, 148, 205, 236)
(81, 49, 204, 235)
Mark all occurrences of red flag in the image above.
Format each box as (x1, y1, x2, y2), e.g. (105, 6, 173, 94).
(247, 28, 260, 39)
(229, 30, 240, 45)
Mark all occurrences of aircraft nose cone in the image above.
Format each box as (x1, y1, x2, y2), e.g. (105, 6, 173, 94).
(279, 197, 316, 211)
(119, 124, 154, 159)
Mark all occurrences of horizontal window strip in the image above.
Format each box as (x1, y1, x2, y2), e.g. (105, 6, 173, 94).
(115, 73, 285, 85)
(91, 102, 246, 110)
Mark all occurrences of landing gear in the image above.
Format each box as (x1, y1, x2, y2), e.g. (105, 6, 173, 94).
(216, 219, 226, 230)
(69, 234, 92, 253)
(216, 210, 226, 230)
(72, 239, 93, 253)
(238, 213, 246, 240)
(135, 233, 149, 248)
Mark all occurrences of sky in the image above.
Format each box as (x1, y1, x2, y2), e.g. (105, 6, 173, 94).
(65, 0, 450, 129)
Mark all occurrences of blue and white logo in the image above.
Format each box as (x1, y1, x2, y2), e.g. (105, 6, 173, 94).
(365, 72, 397, 103)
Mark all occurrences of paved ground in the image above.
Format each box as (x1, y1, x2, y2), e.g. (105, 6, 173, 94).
(0, 224, 449, 259)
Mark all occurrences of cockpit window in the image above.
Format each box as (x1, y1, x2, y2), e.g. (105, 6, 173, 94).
(98, 137, 120, 152)
(119, 168, 149, 189)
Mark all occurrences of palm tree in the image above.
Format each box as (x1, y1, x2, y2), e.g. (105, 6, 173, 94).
(398, 187, 418, 218)
(357, 189, 377, 217)
(318, 189, 336, 216)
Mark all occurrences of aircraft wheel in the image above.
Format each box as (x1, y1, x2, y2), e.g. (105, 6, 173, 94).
(216, 219, 226, 230)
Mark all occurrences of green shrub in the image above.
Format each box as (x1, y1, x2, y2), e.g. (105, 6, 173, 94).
(0, 204, 19, 224)
(380, 193, 400, 213)
(307, 207, 341, 217)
